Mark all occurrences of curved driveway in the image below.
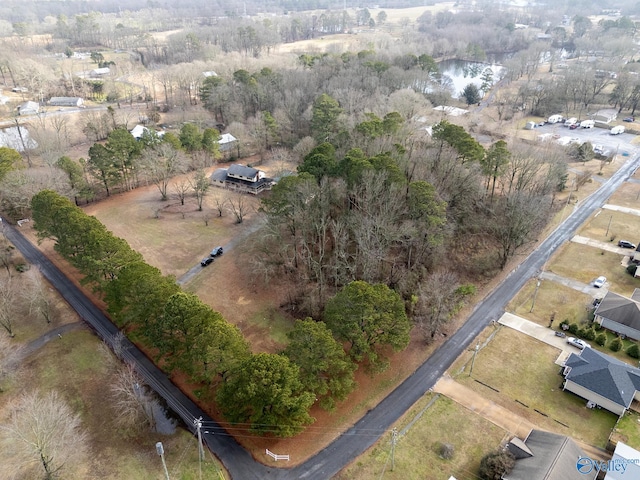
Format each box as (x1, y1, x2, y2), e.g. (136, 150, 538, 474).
(4, 151, 639, 479)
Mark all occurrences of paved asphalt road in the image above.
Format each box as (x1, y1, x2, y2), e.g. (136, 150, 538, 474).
(3, 151, 639, 479)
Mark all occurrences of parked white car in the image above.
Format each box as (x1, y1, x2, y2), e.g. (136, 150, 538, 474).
(611, 125, 625, 135)
(567, 337, 591, 350)
(594, 276, 607, 288)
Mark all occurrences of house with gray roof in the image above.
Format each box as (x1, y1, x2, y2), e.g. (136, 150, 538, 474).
(504, 430, 594, 480)
(594, 290, 640, 341)
(210, 164, 274, 195)
(49, 96, 84, 107)
(562, 347, 640, 416)
(17, 101, 39, 115)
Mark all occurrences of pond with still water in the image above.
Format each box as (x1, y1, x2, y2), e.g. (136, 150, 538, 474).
(438, 59, 505, 98)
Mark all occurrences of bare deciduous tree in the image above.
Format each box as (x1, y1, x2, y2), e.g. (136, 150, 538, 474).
(109, 363, 158, 434)
(228, 191, 251, 224)
(172, 177, 191, 206)
(0, 390, 88, 480)
(211, 189, 228, 217)
(0, 276, 18, 336)
(0, 334, 23, 391)
(139, 143, 188, 201)
(189, 169, 209, 211)
(414, 271, 471, 341)
(23, 268, 53, 324)
(0, 232, 15, 275)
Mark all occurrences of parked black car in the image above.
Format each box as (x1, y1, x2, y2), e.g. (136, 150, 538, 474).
(201, 257, 214, 267)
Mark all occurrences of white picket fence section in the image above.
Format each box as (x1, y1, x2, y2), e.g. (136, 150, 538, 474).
(265, 449, 290, 461)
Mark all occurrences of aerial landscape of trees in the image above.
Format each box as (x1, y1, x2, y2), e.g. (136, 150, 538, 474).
(1, 0, 638, 468)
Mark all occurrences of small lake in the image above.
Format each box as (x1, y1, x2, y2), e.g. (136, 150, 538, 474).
(438, 59, 506, 99)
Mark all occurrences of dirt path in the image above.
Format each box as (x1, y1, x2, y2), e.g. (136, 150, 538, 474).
(433, 375, 610, 461)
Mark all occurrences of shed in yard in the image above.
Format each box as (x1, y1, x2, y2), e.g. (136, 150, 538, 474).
(17, 101, 39, 115)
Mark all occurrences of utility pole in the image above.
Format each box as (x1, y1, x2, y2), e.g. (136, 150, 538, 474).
(470, 343, 480, 376)
(390, 428, 398, 471)
(195, 417, 204, 463)
(530, 279, 541, 312)
(155, 442, 170, 480)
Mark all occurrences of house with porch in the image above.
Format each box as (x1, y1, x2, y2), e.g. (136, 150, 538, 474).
(210, 164, 275, 195)
(562, 347, 640, 416)
(594, 290, 640, 341)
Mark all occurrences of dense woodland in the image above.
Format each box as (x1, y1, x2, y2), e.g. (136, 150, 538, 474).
(1, 1, 639, 437)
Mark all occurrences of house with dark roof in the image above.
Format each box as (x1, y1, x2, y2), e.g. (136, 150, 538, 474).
(210, 164, 275, 195)
(504, 430, 594, 480)
(594, 290, 640, 341)
(562, 347, 640, 416)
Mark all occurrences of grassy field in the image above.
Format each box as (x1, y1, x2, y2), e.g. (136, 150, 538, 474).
(611, 411, 640, 450)
(547, 242, 638, 297)
(0, 267, 227, 480)
(607, 181, 640, 209)
(454, 328, 617, 447)
(579, 209, 640, 249)
(508, 278, 592, 327)
(336, 394, 506, 480)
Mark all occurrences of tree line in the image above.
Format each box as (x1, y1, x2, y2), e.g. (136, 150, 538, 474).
(29, 190, 420, 435)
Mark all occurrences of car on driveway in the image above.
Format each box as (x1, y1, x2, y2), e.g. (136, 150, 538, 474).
(593, 276, 607, 288)
(624, 117, 635, 122)
(210, 246, 224, 257)
(201, 257, 214, 267)
(567, 337, 591, 350)
(618, 240, 636, 249)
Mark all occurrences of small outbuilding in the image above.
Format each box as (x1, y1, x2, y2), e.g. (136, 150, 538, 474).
(17, 101, 39, 115)
(594, 109, 618, 124)
(49, 97, 84, 107)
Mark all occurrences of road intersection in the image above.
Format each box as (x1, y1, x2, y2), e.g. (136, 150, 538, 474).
(4, 151, 639, 479)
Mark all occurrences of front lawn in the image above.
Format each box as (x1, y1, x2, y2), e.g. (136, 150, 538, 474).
(548, 242, 639, 297)
(336, 394, 506, 480)
(507, 278, 592, 327)
(454, 327, 616, 447)
(611, 411, 640, 450)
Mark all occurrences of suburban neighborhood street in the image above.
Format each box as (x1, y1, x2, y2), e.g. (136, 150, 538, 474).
(3, 151, 640, 479)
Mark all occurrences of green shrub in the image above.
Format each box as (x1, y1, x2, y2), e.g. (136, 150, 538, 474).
(568, 323, 579, 335)
(627, 343, 640, 359)
(609, 337, 623, 352)
(582, 328, 596, 341)
(627, 263, 638, 276)
(595, 333, 607, 346)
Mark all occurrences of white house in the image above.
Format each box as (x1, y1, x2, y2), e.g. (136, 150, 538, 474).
(218, 133, 238, 152)
(604, 442, 640, 480)
(594, 109, 618, 124)
(17, 101, 39, 115)
(90, 67, 110, 77)
(49, 97, 84, 107)
(210, 164, 274, 195)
